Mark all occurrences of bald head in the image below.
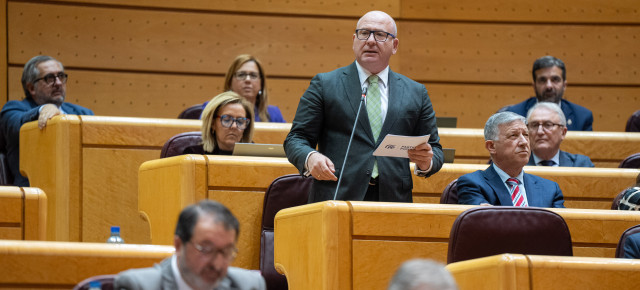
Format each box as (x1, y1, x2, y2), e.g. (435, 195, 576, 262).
(357, 11, 397, 35)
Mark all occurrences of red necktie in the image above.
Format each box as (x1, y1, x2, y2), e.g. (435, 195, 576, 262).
(506, 178, 527, 207)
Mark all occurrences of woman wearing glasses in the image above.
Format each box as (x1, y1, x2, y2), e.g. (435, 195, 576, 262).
(185, 91, 255, 155)
(203, 54, 285, 123)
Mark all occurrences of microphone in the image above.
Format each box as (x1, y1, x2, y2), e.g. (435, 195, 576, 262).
(333, 87, 367, 200)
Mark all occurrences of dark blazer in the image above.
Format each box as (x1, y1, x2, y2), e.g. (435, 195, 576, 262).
(114, 257, 266, 290)
(284, 62, 444, 202)
(527, 150, 595, 167)
(457, 165, 565, 208)
(0, 98, 94, 186)
(623, 233, 640, 259)
(506, 97, 593, 131)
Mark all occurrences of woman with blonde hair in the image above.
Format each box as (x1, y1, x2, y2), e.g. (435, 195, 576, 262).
(185, 91, 254, 155)
(203, 54, 285, 123)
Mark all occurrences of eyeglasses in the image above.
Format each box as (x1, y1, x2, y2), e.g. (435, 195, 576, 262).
(527, 121, 564, 131)
(34, 72, 68, 85)
(190, 241, 238, 261)
(217, 115, 250, 130)
(234, 72, 260, 81)
(355, 29, 396, 42)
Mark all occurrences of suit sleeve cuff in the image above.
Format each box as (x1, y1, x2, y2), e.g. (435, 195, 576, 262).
(303, 151, 318, 177)
(413, 160, 433, 177)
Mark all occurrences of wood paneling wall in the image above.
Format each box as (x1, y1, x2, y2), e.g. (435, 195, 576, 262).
(3, 0, 639, 131)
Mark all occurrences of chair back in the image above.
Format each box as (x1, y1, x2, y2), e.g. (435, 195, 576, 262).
(73, 274, 116, 290)
(260, 174, 312, 290)
(440, 179, 459, 204)
(160, 131, 202, 158)
(447, 206, 573, 264)
(626, 110, 640, 132)
(178, 104, 203, 119)
(616, 224, 640, 258)
(619, 153, 640, 169)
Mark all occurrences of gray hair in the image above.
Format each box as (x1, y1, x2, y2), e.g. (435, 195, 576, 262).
(526, 102, 566, 126)
(484, 112, 526, 141)
(21, 55, 64, 99)
(388, 259, 458, 290)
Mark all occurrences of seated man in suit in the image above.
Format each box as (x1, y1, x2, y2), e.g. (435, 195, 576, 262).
(457, 112, 565, 208)
(526, 102, 594, 167)
(505, 55, 593, 131)
(114, 200, 266, 290)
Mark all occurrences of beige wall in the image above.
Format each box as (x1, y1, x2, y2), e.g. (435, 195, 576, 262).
(3, 0, 639, 131)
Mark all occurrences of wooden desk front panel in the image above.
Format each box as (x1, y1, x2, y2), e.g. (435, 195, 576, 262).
(275, 202, 640, 290)
(0, 240, 173, 290)
(447, 254, 640, 290)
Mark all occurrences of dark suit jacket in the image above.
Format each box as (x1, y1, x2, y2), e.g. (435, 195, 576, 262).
(457, 165, 565, 208)
(623, 232, 640, 259)
(0, 98, 94, 186)
(284, 62, 444, 202)
(114, 256, 266, 290)
(506, 97, 593, 131)
(527, 150, 595, 167)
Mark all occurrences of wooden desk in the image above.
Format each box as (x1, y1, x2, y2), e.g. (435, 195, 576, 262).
(273, 201, 640, 290)
(0, 186, 46, 240)
(19, 115, 289, 243)
(0, 240, 173, 290)
(138, 156, 639, 270)
(447, 254, 640, 290)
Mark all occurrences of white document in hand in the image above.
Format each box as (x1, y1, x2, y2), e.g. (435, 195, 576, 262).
(372, 134, 430, 158)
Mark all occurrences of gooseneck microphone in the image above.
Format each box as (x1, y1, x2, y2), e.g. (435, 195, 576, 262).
(333, 87, 367, 200)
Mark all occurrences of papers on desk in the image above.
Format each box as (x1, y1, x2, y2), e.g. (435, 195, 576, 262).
(373, 134, 430, 158)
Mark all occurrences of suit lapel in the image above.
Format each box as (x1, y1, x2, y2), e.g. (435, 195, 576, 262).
(522, 173, 541, 207)
(341, 62, 375, 142)
(561, 100, 577, 129)
(558, 151, 571, 166)
(482, 165, 514, 206)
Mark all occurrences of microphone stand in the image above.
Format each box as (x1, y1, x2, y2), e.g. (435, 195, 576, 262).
(333, 87, 367, 200)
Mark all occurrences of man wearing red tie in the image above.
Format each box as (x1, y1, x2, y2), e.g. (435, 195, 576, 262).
(457, 112, 565, 208)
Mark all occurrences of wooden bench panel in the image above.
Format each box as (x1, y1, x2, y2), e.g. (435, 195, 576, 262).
(0, 186, 47, 241)
(138, 156, 639, 271)
(8, 2, 355, 76)
(0, 240, 173, 289)
(447, 254, 640, 290)
(54, 0, 397, 17)
(400, 22, 640, 85)
(19, 116, 288, 243)
(274, 202, 640, 290)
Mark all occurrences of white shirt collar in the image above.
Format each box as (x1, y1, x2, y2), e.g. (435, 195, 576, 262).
(492, 163, 524, 184)
(355, 61, 389, 89)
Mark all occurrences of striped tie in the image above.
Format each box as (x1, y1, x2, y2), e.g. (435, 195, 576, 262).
(367, 75, 382, 178)
(506, 178, 528, 207)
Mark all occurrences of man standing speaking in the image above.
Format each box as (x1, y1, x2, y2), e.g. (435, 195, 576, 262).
(285, 11, 443, 202)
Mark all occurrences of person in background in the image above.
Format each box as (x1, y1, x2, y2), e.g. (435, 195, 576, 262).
(525, 102, 594, 167)
(0, 55, 94, 186)
(457, 112, 565, 208)
(114, 200, 266, 289)
(505, 55, 593, 131)
(203, 54, 285, 123)
(387, 259, 458, 290)
(617, 173, 640, 259)
(185, 91, 254, 155)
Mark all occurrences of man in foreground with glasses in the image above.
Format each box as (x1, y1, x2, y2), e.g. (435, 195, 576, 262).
(505, 55, 593, 131)
(115, 200, 266, 290)
(457, 112, 565, 208)
(0, 55, 94, 186)
(526, 102, 594, 167)
(285, 11, 443, 202)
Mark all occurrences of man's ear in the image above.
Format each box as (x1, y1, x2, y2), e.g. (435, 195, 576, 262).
(174, 235, 183, 252)
(486, 140, 496, 155)
(27, 83, 36, 98)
